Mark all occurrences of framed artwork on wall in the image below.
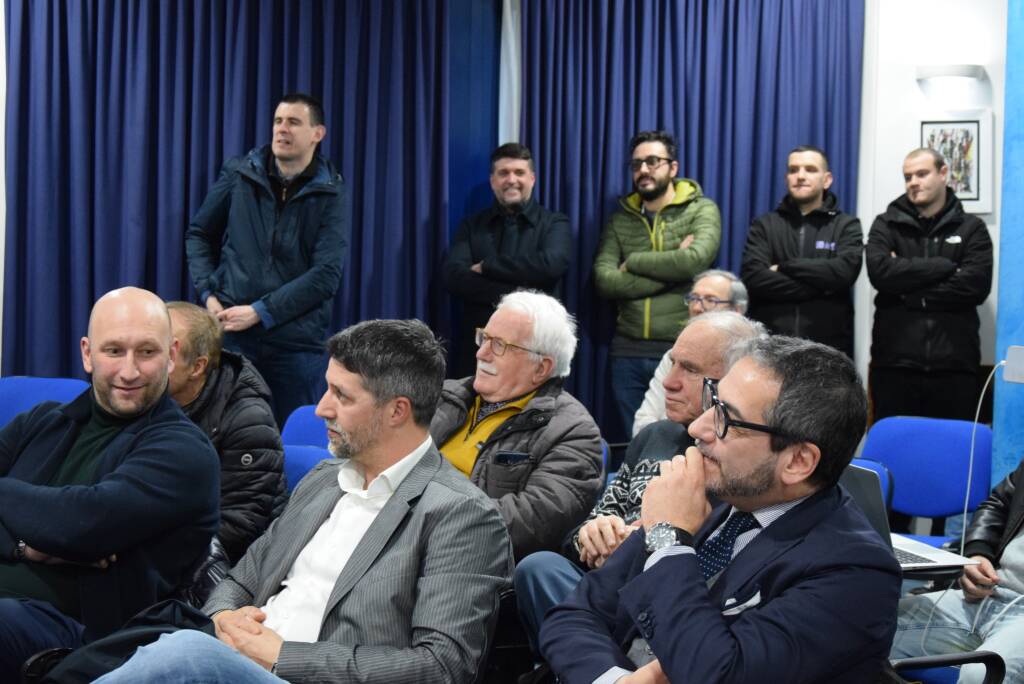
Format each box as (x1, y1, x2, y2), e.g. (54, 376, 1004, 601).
(920, 111, 993, 213)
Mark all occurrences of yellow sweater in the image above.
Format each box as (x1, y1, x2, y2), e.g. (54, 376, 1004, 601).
(439, 391, 538, 477)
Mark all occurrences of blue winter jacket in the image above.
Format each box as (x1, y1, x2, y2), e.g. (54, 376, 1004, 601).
(186, 145, 349, 352)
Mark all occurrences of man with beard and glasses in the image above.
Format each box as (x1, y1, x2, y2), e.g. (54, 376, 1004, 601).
(0, 288, 219, 681)
(540, 337, 901, 684)
(513, 312, 764, 653)
(443, 143, 571, 377)
(90, 319, 512, 684)
(594, 130, 721, 438)
(430, 290, 603, 561)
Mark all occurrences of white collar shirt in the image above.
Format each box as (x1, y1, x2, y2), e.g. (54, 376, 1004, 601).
(260, 435, 433, 642)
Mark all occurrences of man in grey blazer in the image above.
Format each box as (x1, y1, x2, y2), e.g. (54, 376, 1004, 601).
(95, 319, 513, 684)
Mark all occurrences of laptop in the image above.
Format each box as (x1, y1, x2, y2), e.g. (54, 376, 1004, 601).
(840, 464, 978, 571)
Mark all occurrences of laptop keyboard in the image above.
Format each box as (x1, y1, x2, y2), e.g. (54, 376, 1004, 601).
(894, 547, 934, 566)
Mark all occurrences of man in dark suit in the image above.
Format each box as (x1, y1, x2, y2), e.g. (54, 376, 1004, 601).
(95, 319, 513, 684)
(540, 336, 901, 684)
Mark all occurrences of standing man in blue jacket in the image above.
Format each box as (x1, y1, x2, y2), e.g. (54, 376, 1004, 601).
(0, 287, 220, 681)
(187, 93, 349, 427)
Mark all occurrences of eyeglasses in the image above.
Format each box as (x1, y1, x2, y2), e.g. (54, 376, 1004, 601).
(475, 329, 542, 357)
(701, 377, 788, 440)
(684, 293, 733, 310)
(629, 156, 673, 172)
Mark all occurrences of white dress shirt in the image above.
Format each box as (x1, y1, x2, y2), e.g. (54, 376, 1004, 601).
(260, 435, 433, 642)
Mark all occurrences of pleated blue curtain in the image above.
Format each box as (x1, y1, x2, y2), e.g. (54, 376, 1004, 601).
(519, 0, 865, 438)
(4, 0, 452, 377)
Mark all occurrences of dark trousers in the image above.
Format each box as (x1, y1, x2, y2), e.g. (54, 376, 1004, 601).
(224, 334, 327, 430)
(0, 598, 85, 682)
(610, 356, 662, 439)
(869, 367, 980, 422)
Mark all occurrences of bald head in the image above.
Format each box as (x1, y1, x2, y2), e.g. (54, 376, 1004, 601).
(81, 287, 178, 418)
(88, 287, 172, 342)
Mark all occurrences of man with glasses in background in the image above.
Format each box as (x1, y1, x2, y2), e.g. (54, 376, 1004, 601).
(594, 130, 721, 439)
(632, 269, 749, 436)
(741, 145, 863, 357)
(430, 290, 603, 560)
(540, 336, 901, 684)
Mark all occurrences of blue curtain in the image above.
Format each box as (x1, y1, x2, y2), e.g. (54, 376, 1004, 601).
(3, 0, 454, 377)
(520, 0, 865, 438)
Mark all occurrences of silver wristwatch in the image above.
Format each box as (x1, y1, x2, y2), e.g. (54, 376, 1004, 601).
(644, 523, 693, 554)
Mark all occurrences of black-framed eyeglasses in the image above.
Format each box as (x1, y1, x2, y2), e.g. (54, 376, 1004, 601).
(701, 377, 787, 440)
(475, 329, 543, 357)
(628, 155, 673, 172)
(684, 293, 732, 310)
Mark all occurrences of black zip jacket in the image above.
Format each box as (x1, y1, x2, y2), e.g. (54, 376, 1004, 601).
(963, 459, 1024, 563)
(866, 189, 992, 372)
(443, 198, 571, 359)
(181, 350, 286, 563)
(741, 191, 863, 356)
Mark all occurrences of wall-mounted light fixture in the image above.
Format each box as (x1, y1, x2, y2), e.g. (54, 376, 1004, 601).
(915, 64, 991, 109)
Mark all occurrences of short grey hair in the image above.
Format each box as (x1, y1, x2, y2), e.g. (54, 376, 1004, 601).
(693, 269, 749, 314)
(496, 290, 577, 377)
(687, 311, 767, 370)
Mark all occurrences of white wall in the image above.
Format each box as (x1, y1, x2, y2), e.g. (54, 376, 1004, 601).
(857, 0, 1007, 380)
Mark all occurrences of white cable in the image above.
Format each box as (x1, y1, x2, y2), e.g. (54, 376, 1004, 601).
(917, 359, 1003, 657)
(959, 360, 1003, 556)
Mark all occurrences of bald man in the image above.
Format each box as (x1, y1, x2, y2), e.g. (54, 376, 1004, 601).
(0, 287, 220, 680)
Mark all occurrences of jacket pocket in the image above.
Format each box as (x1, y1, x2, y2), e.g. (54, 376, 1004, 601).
(484, 451, 533, 497)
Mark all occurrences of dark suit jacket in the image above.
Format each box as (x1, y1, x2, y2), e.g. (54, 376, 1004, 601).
(540, 485, 901, 683)
(203, 445, 513, 684)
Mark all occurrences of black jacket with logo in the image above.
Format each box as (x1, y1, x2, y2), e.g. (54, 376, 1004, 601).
(741, 191, 863, 356)
(866, 189, 992, 372)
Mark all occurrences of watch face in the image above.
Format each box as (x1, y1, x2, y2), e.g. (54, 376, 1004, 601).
(645, 523, 676, 553)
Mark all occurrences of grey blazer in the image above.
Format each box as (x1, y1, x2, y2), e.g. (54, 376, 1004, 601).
(203, 446, 513, 683)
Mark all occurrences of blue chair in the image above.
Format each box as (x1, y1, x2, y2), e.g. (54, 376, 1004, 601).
(0, 376, 89, 428)
(283, 444, 330, 493)
(861, 417, 992, 547)
(281, 404, 326, 447)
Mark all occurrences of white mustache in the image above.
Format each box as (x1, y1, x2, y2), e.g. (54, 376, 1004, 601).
(477, 361, 498, 375)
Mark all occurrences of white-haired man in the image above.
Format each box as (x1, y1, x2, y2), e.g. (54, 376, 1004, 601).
(632, 269, 749, 436)
(430, 291, 603, 560)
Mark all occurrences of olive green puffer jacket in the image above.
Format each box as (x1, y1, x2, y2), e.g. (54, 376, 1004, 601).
(593, 179, 721, 341)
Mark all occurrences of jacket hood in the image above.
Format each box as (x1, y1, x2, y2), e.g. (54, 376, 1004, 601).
(777, 189, 842, 219)
(622, 178, 703, 213)
(883, 187, 963, 235)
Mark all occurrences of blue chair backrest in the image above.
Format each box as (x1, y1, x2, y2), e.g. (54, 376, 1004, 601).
(861, 416, 992, 518)
(281, 405, 326, 447)
(0, 376, 90, 428)
(283, 444, 330, 493)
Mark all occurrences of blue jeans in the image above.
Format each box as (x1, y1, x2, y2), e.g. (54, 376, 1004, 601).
(225, 333, 327, 429)
(94, 629, 286, 683)
(0, 598, 86, 682)
(514, 551, 586, 653)
(890, 587, 1024, 683)
(610, 356, 662, 439)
